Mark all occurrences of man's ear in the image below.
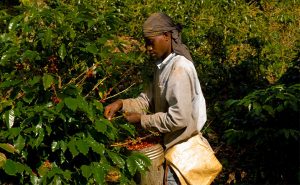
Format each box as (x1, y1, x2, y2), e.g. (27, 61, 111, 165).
(163, 32, 171, 41)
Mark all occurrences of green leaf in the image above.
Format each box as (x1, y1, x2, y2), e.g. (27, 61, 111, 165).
(64, 97, 78, 112)
(126, 152, 151, 175)
(8, 14, 23, 31)
(95, 120, 107, 133)
(3, 159, 17, 176)
(87, 137, 105, 155)
(34, 129, 45, 148)
(68, 139, 79, 158)
(63, 170, 72, 180)
(107, 151, 125, 168)
(22, 50, 41, 62)
(81, 165, 92, 179)
(59, 43, 67, 60)
(77, 96, 89, 113)
(51, 176, 62, 185)
(76, 140, 89, 155)
(30, 175, 41, 185)
(56, 102, 65, 113)
(47, 166, 63, 177)
(59, 141, 67, 152)
(41, 29, 53, 48)
(126, 156, 137, 175)
(38, 163, 49, 177)
(93, 100, 103, 112)
(45, 125, 52, 136)
(42, 74, 54, 90)
(14, 161, 25, 173)
(51, 141, 58, 152)
(93, 165, 105, 185)
(0, 152, 7, 168)
(225, 99, 238, 107)
(0, 47, 19, 65)
(120, 124, 136, 137)
(0, 79, 22, 88)
(29, 76, 41, 86)
(86, 43, 98, 54)
(0, 143, 17, 154)
(262, 105, 275, 117)
(14, 135, 25, 152)
(4, 109, 14, 129)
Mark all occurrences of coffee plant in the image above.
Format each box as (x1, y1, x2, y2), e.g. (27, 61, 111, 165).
(0, 1, 150, 184)
(1, 0, 299, 184)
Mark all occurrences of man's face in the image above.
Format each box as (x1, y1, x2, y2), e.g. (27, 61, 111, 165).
(144, 33, 171, 60)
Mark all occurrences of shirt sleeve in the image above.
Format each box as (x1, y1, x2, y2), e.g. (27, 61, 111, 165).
(121, 84, 153, 115)
(141, 62, 194, 133)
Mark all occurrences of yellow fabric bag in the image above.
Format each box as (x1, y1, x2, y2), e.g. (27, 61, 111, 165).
(165, 133, 222, 185)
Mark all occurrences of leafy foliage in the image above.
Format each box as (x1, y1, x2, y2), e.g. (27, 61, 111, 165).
(0, 0, 299, 184)
(0, 0, 149, 184)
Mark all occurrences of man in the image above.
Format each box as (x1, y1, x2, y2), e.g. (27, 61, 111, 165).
(104, 12, 207, 185)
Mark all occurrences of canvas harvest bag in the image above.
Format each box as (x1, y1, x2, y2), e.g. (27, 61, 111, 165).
(165, 133, 222, 185)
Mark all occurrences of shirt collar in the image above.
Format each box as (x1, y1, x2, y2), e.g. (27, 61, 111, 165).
(156, 53, 176, 69)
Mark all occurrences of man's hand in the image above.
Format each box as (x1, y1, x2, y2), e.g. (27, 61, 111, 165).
(104, 100, 123, 120)
(124, 112, 141, 124)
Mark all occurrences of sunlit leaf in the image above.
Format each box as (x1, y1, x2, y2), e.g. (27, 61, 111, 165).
(81, 165, 92, 179)
(14, 135, 25, 152)
(76, 140, 89, 155)
(30, 175, 41, 185)
(93, 165, 105, 185)
(51, 176, 62, 185)
(67, 139, 79, 158)
(42, 74, 54, 90)
(59, 43, 67, 60)
(126, 156, 137, 176)
(87, 137, 105, 155)
(107, 151, 125, 168)
(0, 143, 17, 154)
(4, 109, 14, 129)
(95, 120, 107, 133)
(8, 15, 23, 31)
(34, 129, 45, 148)
(64, 97, 78, 112)
(126, 152, 151, 175)
(51, 141, 58, 152)
(0, 152, 7, 168)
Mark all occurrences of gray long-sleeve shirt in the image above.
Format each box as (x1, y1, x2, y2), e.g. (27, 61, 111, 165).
(122, 53, 207, 149)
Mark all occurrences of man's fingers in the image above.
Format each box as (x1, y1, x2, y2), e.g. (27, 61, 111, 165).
(104, 100, 123, 120)
(104, 107, 110, 119)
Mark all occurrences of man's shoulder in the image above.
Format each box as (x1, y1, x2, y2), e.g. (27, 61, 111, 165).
(172, 55, 194, 69)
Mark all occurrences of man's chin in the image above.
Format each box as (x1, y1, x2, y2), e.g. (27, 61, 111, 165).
(149, 54, 159, 60)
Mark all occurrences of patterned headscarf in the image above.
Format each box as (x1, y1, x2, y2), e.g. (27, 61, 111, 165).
(143, 12, 193, 62)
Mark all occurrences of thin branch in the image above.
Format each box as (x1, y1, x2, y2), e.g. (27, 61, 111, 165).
(65, 64, 98, 87)
(65, 70, 86, 87)
(84, 76, 109, 98)
(110, 132, 159, 147)
(76, 75, 87, 87)
(104, 83, 136, 100)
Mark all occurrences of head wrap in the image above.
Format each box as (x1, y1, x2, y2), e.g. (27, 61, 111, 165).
(143, 12, 193, 61)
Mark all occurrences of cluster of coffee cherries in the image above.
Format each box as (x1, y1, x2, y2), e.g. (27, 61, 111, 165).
(47, 55, 58, 73)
